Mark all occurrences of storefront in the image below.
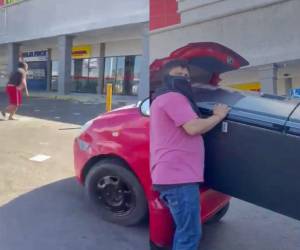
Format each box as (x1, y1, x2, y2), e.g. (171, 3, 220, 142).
(0, 0, 148, 98)
(71, 44, 142, 95)
(50, 49, 142, 95)
(22, 40, 142, 96)
(23, 50, 49, 91)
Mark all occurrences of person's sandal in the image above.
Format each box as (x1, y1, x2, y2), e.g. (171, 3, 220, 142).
(1, 111, 6, 118)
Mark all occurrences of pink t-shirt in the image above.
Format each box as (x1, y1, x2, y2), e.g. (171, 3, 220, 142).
(150, 92, 205, 185)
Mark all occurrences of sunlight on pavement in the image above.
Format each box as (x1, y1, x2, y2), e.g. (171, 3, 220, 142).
(29, 154, 51, 162)
(0, 115, 79, 207)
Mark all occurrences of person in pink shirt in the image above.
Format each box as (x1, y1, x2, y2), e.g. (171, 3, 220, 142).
(150, 60, 230, 250)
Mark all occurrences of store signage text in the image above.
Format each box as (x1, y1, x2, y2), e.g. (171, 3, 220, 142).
(72, 45, 92, 59)
(22, 50, 48, 62)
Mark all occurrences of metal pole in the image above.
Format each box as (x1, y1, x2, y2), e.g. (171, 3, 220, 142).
(106, 83, 113, 112)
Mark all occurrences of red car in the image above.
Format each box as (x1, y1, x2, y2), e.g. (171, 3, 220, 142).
(74, 42, 248, 249)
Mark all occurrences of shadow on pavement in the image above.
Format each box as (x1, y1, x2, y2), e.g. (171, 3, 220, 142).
(0, 93, 120, 125)
(1, 177, 297, 250)
(0, 178, 148, 250)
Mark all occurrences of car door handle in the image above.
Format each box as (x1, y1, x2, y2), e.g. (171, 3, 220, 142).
(222, 121, 228, 133)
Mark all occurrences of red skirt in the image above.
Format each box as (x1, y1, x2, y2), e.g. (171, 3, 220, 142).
(6, 84, 22, 106)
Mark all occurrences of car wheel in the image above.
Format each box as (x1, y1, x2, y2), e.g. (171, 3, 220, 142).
(85, 159, 148, 226)
(206, 203, 230, 224)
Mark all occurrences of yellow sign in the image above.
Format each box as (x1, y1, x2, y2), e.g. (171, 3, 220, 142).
(229, 82, 261, 92)
(72, 45, 92, 59)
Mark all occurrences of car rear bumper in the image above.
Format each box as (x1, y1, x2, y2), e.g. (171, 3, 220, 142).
(149, 188, 230, 248)
(201, 188, 231, 222)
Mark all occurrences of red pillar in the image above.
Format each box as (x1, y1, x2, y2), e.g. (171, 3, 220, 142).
(150, 0, 181, 31)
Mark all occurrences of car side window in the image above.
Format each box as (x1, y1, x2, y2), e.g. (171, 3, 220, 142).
(290, 106, 300, 123)
(140, 98, 150, 116)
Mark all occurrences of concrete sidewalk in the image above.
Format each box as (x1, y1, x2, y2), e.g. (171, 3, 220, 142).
(0, 89, 139, 106)
(28, 91, 139, 106)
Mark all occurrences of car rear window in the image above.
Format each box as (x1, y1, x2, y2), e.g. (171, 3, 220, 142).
(290, 105, 300, 123)
(233, 95, 298, 119)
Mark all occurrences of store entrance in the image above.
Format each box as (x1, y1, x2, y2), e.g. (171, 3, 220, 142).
(27, 61, 47, 91)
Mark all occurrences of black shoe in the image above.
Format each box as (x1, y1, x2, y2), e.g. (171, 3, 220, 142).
(1, 110, 6, 118)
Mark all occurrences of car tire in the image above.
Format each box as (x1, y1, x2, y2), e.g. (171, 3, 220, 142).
(85, 159, 148, 226)
(205, 203, 230, 224)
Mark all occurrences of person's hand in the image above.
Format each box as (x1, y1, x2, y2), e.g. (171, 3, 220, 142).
(213, 104, 230, 120)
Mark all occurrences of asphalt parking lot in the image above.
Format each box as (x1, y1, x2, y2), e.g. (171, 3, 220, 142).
(0, 93, 300, 250)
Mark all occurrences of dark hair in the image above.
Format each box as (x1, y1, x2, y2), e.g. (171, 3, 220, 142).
(162, 59, 190, 78)
(18, 61, 28, 71)
(8, 69, 25, 87)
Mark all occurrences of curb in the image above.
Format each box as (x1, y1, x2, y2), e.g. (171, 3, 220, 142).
(0, 91, 138, 106)
(29, 93, 137, 106)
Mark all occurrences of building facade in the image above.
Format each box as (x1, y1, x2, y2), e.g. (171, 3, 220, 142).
(0, 0, 149, 99)
(150, 0, 300, 95)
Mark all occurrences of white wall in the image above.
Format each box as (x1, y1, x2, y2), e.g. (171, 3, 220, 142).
(177, 0, 287, 25)
(19, 38, 143, 60)
(105, 39, 143, 57)
(221, 64, 300, 95)
(221, 68, 259, 85)
(150, 0, 300, 66)
(150, 0, 300, 95)
(15, 22, 145, 60)
(0, 0, 148, 44)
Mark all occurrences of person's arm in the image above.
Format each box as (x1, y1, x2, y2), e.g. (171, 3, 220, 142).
(19, 78, 29, 96)
(24, 78, 29, 96)
(182, 104, 230, 136)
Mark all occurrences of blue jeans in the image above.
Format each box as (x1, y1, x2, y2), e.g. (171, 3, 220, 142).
(159, 184, 201, 250)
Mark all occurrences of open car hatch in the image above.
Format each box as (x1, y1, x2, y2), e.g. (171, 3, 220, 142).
(150, 42, 249, 90)
(150, 42, 300, 221)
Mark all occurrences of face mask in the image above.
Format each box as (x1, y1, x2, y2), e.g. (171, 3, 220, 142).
(164, 75, 193, 96)
(153, 75, 201, 117)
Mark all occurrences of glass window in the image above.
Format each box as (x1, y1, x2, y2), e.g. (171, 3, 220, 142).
(233, 95, 298, 119)
(115, 57, 125, 94)
(88, 58, 100, 93)
(72, 58, 98, 93)
(51, 60, 59, 91)
(103, 57, 117, 94)
(131, 55, 142, 95)
(290, 106, 300, 123)
(103, 55, 142, 96)
(82, 59, 89, 78)
(89, 58, 100, 78)
(0, 64, 7, 88)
